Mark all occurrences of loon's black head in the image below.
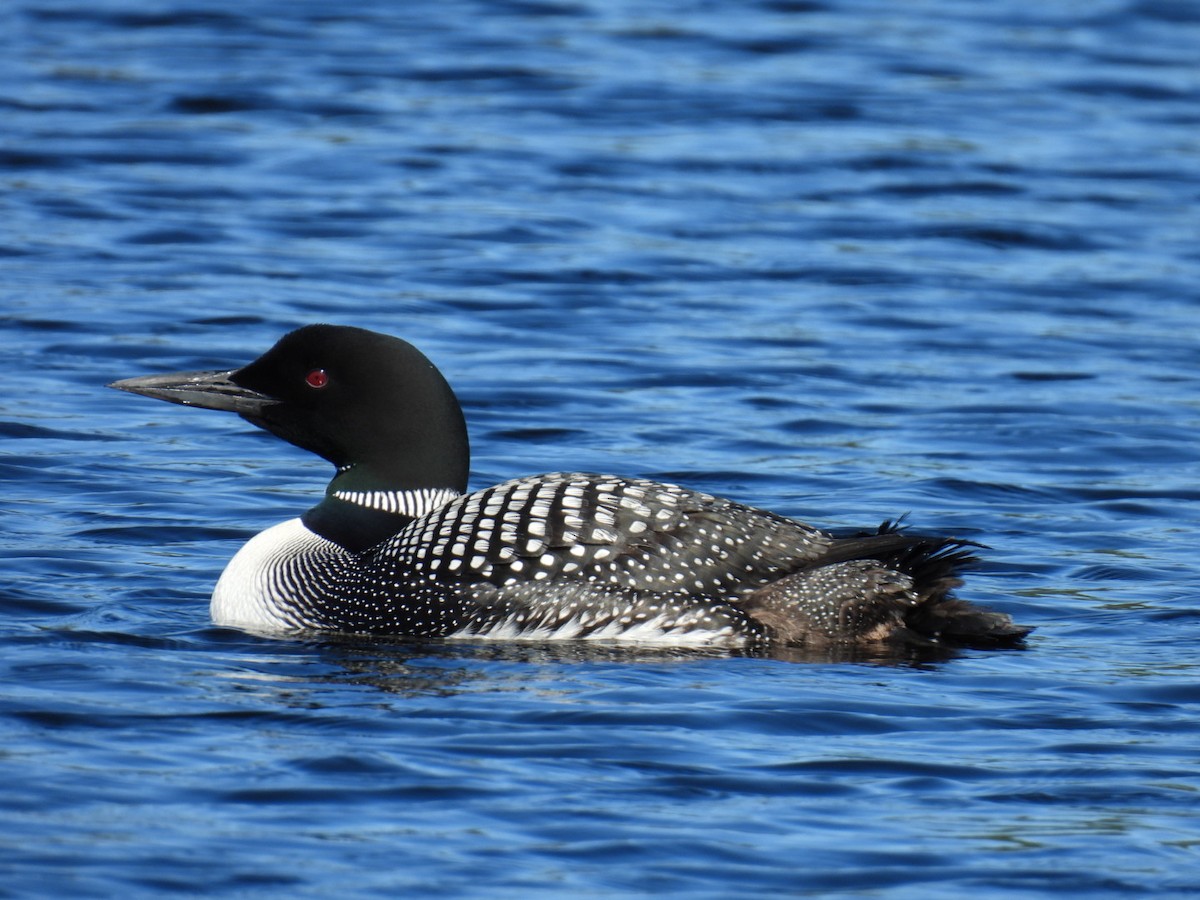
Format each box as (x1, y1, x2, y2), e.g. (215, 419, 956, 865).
(110, 324, 470, 495)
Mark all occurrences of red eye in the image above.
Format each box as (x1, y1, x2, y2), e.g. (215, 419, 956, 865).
(305, 369, 329, 389)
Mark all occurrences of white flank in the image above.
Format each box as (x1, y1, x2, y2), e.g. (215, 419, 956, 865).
(449, 614, 744, 647)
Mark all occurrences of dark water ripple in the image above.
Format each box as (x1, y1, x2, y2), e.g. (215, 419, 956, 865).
(4, 0, 1200, 896)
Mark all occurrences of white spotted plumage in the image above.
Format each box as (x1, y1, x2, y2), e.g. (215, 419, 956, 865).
(207, 472, 831, 643)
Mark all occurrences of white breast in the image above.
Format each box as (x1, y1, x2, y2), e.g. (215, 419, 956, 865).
(210, 518, 346, 632)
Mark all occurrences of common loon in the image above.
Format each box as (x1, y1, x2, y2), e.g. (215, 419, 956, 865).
(110, 324, 1031, 649)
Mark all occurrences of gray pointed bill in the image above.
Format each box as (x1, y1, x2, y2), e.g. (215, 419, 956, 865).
(108, 369, 275, 417)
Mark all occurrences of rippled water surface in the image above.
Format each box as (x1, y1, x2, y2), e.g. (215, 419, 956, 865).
(4, 0, 1200, 895)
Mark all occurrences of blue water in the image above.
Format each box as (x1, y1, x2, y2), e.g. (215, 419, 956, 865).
(4, 0, 1200, 895)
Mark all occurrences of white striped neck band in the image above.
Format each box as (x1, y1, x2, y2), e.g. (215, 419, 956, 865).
(332, 487, 461, 518)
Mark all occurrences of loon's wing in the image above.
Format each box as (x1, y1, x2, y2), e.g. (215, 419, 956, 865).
(377, 471, 833, 594)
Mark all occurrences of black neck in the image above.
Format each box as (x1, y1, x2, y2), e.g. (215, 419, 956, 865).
(302, 495, 415, 553)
